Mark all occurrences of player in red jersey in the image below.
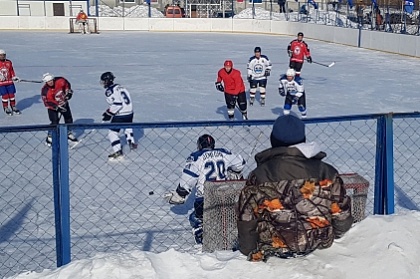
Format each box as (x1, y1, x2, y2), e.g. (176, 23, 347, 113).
(215, 60, 248, 120)
(41, 73, 78, 146)
(0, 49, 21, 115)
(287, 32, 312, 77)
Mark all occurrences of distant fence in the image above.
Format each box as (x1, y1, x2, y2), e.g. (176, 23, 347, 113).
(1, 112, 419, 278)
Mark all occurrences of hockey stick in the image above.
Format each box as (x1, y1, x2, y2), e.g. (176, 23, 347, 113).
(312, 61, 335, 68)
(70, 121, 104, 149)
(20, 79, 43, 83)
(247, 131, 264, 162)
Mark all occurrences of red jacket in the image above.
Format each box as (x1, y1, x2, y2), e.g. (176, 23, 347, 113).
(76, 12, 88, 21)
(41, 77, 71, 110)
(216, 68, 245, 95)
(0, 59, 16, 86)
(288, 39, 311, 63)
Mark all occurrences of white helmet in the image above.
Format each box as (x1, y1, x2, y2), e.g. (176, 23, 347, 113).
(42, 73, 55, 82)
(286, 68, 296, 77)
(0, 49, 5, 55)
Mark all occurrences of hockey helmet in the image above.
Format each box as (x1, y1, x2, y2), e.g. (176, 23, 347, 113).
(286, 68, 296, 77)
(224, 60, 233, 68)
(254, 46, 261, 53)
(0, 49, 5, 55)
(100, 72, 115, 88)
(42, 73, 55, 83)
(297, 32, 304, 37)
(197, 134, 215, 150)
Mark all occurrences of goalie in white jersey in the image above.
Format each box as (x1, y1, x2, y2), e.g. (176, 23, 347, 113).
(165, 134, 246, 244)
(100, 72, 138, 160)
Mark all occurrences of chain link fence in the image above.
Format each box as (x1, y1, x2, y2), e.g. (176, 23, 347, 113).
(1, 113, 419, 277)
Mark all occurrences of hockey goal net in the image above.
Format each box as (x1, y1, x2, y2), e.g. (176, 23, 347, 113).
(69, 18, 99, 34)
(202, 173, 369, 253)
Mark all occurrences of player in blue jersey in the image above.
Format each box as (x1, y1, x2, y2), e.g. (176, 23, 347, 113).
(247, 47, 272, 106)
(164, 134, 245, 244)
(278, 68, 307, 118)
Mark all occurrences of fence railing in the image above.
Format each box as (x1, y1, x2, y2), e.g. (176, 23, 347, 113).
(1, 112, 419, 278)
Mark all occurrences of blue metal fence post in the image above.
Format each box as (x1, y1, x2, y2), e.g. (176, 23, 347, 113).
(384, 114, 395, 214)
(52, 125, 71, 267)
(374, 114, 395, 215)
(374, 115, 384, 214)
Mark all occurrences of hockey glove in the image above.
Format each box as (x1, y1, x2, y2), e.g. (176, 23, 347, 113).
(164, 191, 186, 205)
(102, 110, 114, 121)
(65, 89, 73, 100)
(307, 56, 312, 63)
(264, 69, 271, 77)
(288, 50, 293, 58)
(12, 76, 20, 83)
(247, 75, 253, 83)
(227, 168, 244, 180)
(56, 105, 67, 113)
(279, 88, 286, 97)
(215, 82, 224, 92)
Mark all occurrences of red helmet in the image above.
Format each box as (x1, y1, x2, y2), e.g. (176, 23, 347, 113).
(224, 60, 233, 67)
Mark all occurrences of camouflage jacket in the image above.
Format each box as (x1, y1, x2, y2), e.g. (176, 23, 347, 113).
(236, 142, 353, 261)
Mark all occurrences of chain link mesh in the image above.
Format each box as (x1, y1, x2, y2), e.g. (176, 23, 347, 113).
(1, 115, 418, 277)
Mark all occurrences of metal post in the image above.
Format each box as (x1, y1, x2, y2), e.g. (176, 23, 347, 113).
(53, 125, 71, 267)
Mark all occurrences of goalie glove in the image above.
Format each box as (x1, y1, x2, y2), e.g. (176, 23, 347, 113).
(215, 82, 224, 92)
(279, 88, 286, 97)
(164, 191, 186, 205)
(227, 168, 243, 180)
(264, 69, 271, 77)
(12, 76, 20, 82)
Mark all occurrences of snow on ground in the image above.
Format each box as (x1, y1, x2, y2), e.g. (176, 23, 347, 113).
(8, 211, 420, 279)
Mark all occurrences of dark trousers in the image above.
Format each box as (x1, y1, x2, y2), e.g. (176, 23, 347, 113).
(47, 103, 73, 125)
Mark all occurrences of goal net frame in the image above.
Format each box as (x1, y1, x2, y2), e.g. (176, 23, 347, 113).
(69, 18, 99, 34)
(202, 173, 369, 253)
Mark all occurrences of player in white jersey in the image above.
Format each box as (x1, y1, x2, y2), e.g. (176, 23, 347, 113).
(247, 47, 272, 106)
(164, 134, 245, 244)
(278, 68, 307, 118)
(100, 72, 138, 160)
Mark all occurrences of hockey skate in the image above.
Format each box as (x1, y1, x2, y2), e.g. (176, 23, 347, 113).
(45, 135, 52, 147)
(11, 107, 21, 115)
(128, 140, 138, 150)
(192, 226, 203, 245)
(108, 150, 123, 160)
(249, 97, 254, 106)
(4, 107, 12, 116)
(67, 132, 78, 142)
(242, 112, 248, 120)
(260, 98, 266, 106)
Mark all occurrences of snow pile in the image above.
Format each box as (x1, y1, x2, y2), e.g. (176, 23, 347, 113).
(89, 4, 164, 18)
(7, 212, 420, 279)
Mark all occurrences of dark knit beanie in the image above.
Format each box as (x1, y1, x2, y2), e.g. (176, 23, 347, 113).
(270, 112, 306, 147)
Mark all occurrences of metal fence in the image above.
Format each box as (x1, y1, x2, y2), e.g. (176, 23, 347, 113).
(1, 112, 419, 278)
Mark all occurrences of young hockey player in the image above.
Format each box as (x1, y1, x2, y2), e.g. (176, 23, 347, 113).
(287, 32, 312, 77)
(278, 68, 307, 118)
(41, 73, 78, 145)
(164, 134, 245, 244)
(215, 60, 248, 120)
(100, 71, 138, 160)
(247, 47, 272, 106)
(0, 49, 21, 115)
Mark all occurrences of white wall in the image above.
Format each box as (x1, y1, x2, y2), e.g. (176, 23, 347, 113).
(0, 16, 419, 58)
